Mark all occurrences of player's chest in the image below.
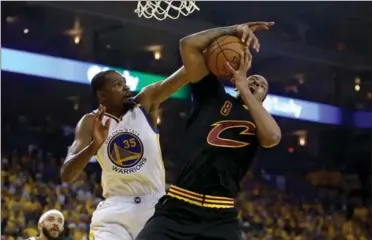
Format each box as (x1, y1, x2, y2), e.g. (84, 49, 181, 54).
(205, 99, 257, 149)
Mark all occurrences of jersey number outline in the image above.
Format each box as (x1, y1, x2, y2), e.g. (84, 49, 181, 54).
(207, 120, 256, 148)
(220, 101, 232, 116)
(123, 138, 137, 148)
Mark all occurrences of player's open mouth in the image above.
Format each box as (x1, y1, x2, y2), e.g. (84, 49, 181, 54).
(249, 85, 256, 94)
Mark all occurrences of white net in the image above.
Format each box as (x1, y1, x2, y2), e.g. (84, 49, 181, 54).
(135, 1, 200, 21)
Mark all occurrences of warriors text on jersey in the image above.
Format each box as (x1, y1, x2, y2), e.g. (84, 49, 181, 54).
(95, 101, 165, 197)
(174, 74, 260, 198)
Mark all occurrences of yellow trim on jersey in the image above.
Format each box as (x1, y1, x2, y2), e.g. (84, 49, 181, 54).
(104, 112, 121, 122)
(167, 185, 235, 209)
(156, 134, 166, 185)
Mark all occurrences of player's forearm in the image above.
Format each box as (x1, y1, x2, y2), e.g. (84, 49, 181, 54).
(180, 25, 236, 50)
(61, 142, 97, 182)
(238, 87, 281, 148)
(154, 66, 188, 103)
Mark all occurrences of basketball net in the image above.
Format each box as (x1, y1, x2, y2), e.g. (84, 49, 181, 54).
(135, 1, 200, 21)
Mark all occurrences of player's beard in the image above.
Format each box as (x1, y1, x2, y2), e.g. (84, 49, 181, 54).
(41, 227, 62, 240)
(123, 97, 135, 112)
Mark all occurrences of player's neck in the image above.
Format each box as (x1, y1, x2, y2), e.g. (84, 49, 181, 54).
(105, 107, 123, 119)
(104, 102, 135, 118)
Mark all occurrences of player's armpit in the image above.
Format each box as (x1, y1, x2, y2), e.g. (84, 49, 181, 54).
(61, 114, 95, 182)
(139, 66, 188, 105)
(190, 73, 225, 102)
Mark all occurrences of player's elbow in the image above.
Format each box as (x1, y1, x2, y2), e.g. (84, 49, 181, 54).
(60, 164, 74, 183)
(179, 36, 191, 47)
(179, 37, 200, 52)
(259, 132, 281, 148)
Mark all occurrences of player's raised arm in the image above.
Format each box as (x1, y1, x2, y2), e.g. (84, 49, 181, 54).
(226, 50, 281, 148)
(61, 105, 110, 182)
(179, 22, 274, 83)
(137, 66, 188, 106)
(179, 26, 237, 83)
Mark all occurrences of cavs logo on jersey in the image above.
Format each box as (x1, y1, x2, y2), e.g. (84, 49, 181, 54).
(207, 120, 256, 148)
(107, 131, 147, 174)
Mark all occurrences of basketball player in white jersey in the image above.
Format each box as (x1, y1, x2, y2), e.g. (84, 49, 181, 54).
(60, 67, 188, 240)
(26, 209, 64, 240)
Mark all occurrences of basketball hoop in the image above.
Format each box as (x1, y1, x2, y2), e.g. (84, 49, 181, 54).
(135, 1, 200, 21)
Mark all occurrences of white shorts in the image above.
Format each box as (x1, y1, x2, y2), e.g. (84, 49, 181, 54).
(89, 192, 164, 240)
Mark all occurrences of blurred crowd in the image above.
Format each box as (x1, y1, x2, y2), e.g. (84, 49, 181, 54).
(238, 173, 371, 240)
(1, 147, 102, 240)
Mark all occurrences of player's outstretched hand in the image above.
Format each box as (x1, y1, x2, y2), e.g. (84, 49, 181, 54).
(235, 21, 275, 52)
(225, 49, 252, 86)
(92, 105, 111, 151)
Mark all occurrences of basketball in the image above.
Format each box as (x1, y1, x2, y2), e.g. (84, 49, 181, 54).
(204, 35, 246, 79)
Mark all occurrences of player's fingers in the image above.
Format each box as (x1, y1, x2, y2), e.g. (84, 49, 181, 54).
(252, 35, 260, 52)
(92, 115, 100, 130)
(251, 25, 269, 32)
(239, 51, 245, 71)
(246, 51, 252, 71)
(246, 33, 253, 49)
(241, 27, 248, 43)
(225, 61, 235, 74)
(104, 118, 111, 129)
(98, 106, 106, 121)
(249, 22, 275, 32)
(95, 105, 103, 116)
(244, 49, 251, 70)
(247, 21, 275, 28)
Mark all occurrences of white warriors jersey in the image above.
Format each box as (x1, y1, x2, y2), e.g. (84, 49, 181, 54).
(94, 102, 166, 197)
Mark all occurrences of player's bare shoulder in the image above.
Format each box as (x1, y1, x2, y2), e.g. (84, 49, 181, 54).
(77, 113, 95, 131)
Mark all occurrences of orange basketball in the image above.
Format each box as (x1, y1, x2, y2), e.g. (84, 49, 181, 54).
(204, 35, 246, 79)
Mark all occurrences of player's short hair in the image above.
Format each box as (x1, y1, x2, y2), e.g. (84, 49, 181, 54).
(90, 70, 117, 97)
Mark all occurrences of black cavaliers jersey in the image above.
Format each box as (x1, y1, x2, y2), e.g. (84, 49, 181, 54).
(174, 74, 260, 198)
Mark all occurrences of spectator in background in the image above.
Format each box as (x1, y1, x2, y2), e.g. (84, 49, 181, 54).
(25, 209, 65, 240)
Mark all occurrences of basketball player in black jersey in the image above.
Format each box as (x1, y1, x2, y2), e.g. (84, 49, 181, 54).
(136, 22, 281, 240)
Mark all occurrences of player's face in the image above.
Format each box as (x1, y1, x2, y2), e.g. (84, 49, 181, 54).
(40, 214, 64, 239)
(246, 75, 268, 102)
(102, 72, 132, 105)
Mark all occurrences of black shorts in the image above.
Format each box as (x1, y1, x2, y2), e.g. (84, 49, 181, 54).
(136, 186, 242, 240)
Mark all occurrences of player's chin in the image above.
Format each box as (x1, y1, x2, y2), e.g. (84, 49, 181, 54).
(123, 96, 132, 103)
(253, 93, 265, 102)
(48, 229, 61, 238)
